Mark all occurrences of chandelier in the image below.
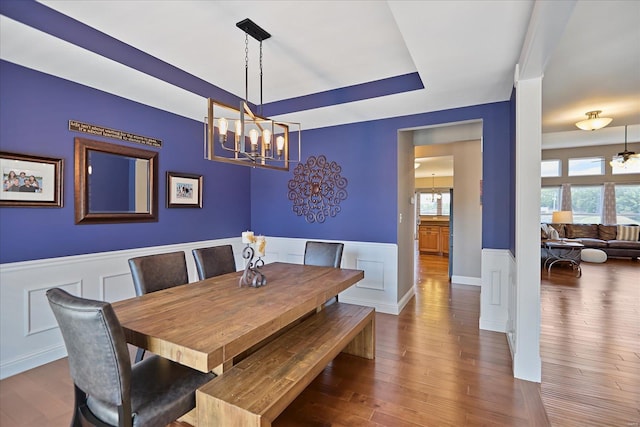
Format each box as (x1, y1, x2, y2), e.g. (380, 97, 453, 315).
(205, 19, 301, 171)
(431, 174, 442, 203)
(610, 126, 640, 169)
(575, 110, 612, 131)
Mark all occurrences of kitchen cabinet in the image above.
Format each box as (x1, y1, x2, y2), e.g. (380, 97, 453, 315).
(441, 226, 450, 254)
(419, 221, 449, 255)
(419, 226, 441, 253)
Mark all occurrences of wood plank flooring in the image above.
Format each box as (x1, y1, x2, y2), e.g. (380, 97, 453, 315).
(1, 254, 638, 426)
(539, 258, 640, 426)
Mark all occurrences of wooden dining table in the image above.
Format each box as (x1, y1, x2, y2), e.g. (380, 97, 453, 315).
(111, 262, 364, 374)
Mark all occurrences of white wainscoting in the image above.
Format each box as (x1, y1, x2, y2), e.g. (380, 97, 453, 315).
(479, 248, 513, 333)
(0, 237, 399, 379)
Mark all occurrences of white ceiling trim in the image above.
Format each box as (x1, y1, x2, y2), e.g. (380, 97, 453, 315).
(0, 16, 206, 122)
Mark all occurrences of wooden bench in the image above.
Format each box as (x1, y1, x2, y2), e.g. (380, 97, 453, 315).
(196, 302, 375, 426)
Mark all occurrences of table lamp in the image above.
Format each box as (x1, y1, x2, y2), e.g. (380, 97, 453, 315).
(552, 211, 574, 224)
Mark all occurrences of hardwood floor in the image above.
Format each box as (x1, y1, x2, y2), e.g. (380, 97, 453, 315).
(539, 258, 640, 426)
(1, 255, 638, 426)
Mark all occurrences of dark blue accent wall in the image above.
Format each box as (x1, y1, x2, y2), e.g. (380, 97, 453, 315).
(252, 102, 514, 249)
(0, 60, 515, 264)
(0, 61, 251, 263)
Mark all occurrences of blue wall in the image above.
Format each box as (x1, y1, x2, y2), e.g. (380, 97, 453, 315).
(0, 61, 251, 263)
(0, 60, 515, 264)
(252, 102, 514, 249)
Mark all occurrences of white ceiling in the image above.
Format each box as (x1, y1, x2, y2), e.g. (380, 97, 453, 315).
(1, 1, 638, 159)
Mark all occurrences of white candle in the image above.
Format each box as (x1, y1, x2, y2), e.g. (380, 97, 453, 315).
(242, 231, 254, 244)
(256, 235, 266, 257)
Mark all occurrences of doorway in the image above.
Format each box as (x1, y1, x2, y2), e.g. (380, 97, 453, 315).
(414, 163, 453, 279)
(411, 121, 482, 285)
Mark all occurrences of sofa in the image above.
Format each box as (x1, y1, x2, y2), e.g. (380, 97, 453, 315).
(541, 223, 640, 261)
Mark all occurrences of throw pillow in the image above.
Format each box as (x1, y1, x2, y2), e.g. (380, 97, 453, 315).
(541, 224, 549, 239)
(565, 224, 598, 239)
(598, 224, 617, 241)
(549, 223, 565, 238)
(617, 225, 640, 241)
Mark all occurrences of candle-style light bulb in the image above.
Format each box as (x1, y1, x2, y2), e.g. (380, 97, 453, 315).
(276, 136, 285, 158)
(218, 118, 228, 144)
(249, 129, 259, 150)
(263, 129, 272, 147)
(218, 118, 228, 135)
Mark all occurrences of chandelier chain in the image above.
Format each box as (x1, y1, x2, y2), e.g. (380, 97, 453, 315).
(259, 41, 264, 115)
(244, 33, 249, 102)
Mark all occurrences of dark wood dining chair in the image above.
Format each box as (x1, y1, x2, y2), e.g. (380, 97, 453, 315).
(128, 251, 188, 362)
(304, 241, 345, 303)
(46, 288, 214, 427)
(192, 244, 236, 281)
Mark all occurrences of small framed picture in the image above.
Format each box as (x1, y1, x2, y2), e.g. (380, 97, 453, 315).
(0, 151, 63, 207)
(166, 171, 202, 208)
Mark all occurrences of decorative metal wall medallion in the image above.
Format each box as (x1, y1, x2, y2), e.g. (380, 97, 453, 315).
(287, 155, 348, 223)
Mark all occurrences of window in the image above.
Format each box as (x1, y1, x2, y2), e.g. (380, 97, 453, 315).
(615, 184, 640, 224)
(419, 191, 450, 216)
(568, 157, 604, 176)
(541, 159, 561, 177)
(441, 191, 451, 215)
(540, 186, 561, 222)
(571, 185, 602, 223)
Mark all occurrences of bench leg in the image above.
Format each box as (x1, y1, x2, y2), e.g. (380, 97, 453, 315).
(197, 388, 264, 427)
(342, 315, 375, 359)
(178, 407, 197, 426)
(212, 359, 234, 375)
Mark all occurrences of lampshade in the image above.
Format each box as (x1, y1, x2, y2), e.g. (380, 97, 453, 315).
(552, 211, 573, 224)
(575, 110, 612, 131)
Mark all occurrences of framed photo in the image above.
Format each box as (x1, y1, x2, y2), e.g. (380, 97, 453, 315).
(0, 151, 63, 207)
(166, 171, 202, 208)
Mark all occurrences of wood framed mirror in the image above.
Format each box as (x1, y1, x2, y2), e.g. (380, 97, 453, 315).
(74, 137, 158, 224)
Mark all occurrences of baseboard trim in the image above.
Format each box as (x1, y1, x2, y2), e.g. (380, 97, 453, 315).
(1, 344, 66, 380)
(451, 275, 481, 286)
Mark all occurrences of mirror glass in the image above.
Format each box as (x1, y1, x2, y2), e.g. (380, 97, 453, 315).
(75, 138, 158, 224)
(87, 151, 150, 213)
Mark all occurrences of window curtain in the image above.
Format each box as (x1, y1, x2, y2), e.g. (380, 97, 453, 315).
(602, 182, 616, 224)
(561, 183, 572, 211)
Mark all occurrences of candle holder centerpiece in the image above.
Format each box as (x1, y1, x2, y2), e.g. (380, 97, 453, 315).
(239, 231, 267, 287)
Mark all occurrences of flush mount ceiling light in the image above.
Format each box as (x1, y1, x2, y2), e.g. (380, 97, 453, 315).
(575, 110, 613, 131)
(205, 19, 301, 171)
(610, 126, 640, 169)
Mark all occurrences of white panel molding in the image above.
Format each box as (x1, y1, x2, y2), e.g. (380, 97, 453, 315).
(25, 281, 82, 336)
(355, 259, 385, 290)
(0, 237, 398, 379)
(479, 249, 511, 333)
(99, 272, 136, 302)
(506, 253, 517, 356)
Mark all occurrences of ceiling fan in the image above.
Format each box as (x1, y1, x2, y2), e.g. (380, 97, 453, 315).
(610, 126, 640, 169)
